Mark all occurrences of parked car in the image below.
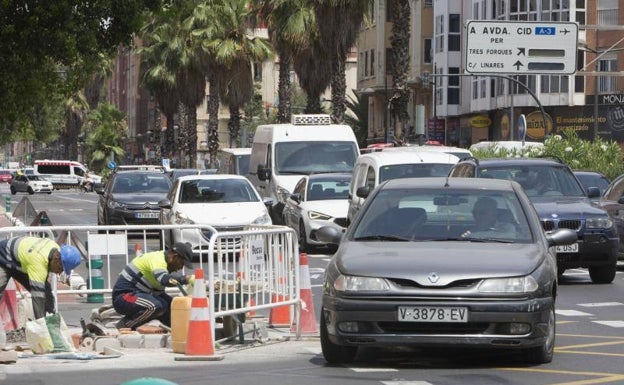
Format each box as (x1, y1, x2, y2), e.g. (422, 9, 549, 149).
(10, 173, 53, 194)
(592, 173, 624, 260)
(283, 173, 351, 253)
(316, 177, 576, 364)
(573, 170, 610, 197)
(96, 169, 172, 227)
(449, 157, 619, 283)
(158, 174, 272, 257)
(0, 170, 13, 183)
(216, 148, 251, 176)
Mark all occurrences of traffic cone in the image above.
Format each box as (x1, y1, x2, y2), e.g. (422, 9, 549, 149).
(291, 253, 318, 335)
(0, 278, 18, 330)
(134, 243, 143, 257)
(268, 253, 291, 328)
(175, 268, 223, 361)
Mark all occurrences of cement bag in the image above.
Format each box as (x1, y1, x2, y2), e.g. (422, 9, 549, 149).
(25, 313, 75, 354)
(17, 291, 34, 328)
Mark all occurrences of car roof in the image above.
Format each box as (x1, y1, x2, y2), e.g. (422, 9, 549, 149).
(469, 141, 544, 151)
(573, 170, 606, 177)
(461, 157, 566, 167)
(382, 176, 517, 191)
(358, 150, 459, 165)
(219, 148, 251, 155)
(176, 174, 249, 182)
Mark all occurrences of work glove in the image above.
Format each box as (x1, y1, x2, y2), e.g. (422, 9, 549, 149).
(186, 274, 195, 287)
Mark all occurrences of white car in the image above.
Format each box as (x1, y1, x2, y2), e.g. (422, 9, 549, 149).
(10, 174, 53, 194)
(282, 173, 351, 253)
(158, 174, 272, 257)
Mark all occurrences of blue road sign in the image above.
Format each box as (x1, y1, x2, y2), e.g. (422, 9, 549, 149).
(535, 27, 556, 35)
(107, 161, 117, 170)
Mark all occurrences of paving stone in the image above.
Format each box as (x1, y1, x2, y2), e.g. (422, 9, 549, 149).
(93, 336, 122, 352)
(118, 333, 144, 349)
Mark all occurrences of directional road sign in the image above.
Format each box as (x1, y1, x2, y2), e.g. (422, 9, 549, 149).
(465, 20, 578, 75)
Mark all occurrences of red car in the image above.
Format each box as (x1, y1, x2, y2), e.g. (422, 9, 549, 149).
(0, 170, 13, 183)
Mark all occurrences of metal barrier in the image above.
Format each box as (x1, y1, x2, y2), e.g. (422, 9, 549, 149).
(0, 224, 301, 342)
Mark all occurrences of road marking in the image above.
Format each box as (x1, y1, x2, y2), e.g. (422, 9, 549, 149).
(578, 302, 624, 308)
(381, 382, 433, 385)
(501, 367, 624, 384)
(557, 340, 624, 350)
(350, 368, 398, 372)
(557, 309, 594, 316)
(310, 274, 321, 279)
(593, 320, 624, 327)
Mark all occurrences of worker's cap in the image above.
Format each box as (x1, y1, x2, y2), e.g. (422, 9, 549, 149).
(171, 242, 194, 269)
(60, 244, 82, 275)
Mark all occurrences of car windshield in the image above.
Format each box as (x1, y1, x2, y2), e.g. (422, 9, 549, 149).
(275, 141, 358, 174)
(307, 177, 351, 201)
(179, 179, 259, 203)
(478, 165, 586, 197)
(575, 173, 610, 195)
(352, 188, 533, 243)
(113, 173, 171, 193)
(27, 175, 44, 181)
(379, 163, 455, 181)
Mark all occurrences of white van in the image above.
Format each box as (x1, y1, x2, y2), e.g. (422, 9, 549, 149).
(248, 114, 359, 224)
(217, 148, 251, 176)
(34, 159, 102, 189)
(347, 151, 460, 222)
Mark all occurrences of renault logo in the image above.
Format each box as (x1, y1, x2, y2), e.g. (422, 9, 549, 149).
(428, 273, 440, 283)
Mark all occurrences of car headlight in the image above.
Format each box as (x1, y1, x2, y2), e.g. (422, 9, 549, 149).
(107, 200, 126, 209)
(252, 212, 272, 225)
(334, 274, 391, 292)
(308, 210, 332, 221)
(586, 216, 613, 229)
(277, 186, 291, 204)
(174, 211, 195, 224)
(478, 276, 538, 293)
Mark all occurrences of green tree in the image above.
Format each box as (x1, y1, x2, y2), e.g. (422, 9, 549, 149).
(345, 93, 369, 148)
(83, 103, 127, 173)
(0, 1, 161, 142)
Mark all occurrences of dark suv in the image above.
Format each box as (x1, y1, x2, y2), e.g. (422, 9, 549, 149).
(96, 169, 172, 226)
(449, 157, 618, 283)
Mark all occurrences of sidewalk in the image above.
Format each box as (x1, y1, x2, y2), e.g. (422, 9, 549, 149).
(0, 210, 311, 373)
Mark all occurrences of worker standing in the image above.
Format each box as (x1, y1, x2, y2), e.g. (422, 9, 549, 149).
(0, 236, 82, 319)
(112, 243, 195, 330)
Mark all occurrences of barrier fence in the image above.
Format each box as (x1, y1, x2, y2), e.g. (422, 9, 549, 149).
(0, 224, 301, 342)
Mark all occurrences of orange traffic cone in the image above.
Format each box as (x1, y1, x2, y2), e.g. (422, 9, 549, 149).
(291, 253, 318, 335)
(0, 278, 19, 330)
(174, 268, 223, 361)
(134, 243, 143, 257)
(268, 252, 291, 327)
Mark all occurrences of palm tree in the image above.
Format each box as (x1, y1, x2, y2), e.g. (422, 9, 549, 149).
(344, 93, 369, 148)
(389, 0, 411, 140)
(83, 103, 127, 173)
(315, 0, 369, 123)
(262, 0, 316, 123)
(293, 39, 332, 114)
(63, 90, 90, 160)
(195, 0, 273, 147)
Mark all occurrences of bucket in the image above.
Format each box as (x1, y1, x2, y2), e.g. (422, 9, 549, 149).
(170, 296, 192, 353)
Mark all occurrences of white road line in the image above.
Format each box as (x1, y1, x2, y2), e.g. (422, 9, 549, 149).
(310, 274, 321, 279)
(593, 321, 624, 328)
(556, 309, 594, 316)
(578, 302, 624, 308)
(311, 284, 323, 288)
(305, 347, 322, 355)
(381, 382, 433, 385)
(350, 368, 398, 372)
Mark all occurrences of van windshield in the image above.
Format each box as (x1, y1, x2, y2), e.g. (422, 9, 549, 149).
(275, 141, 358, 174)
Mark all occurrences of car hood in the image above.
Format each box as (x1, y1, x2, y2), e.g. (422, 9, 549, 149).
(531, 196, 607, 217)
(177, 202, 269, 225)
(112, 192, 166, 205)
(302, 200, 349, 217)
(335, 241, 545, 286)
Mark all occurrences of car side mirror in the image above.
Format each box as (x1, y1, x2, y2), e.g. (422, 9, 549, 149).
(356, 186, 371, 199)
(315, 225, 343, 245)
(586, 186, 600, 199)
(290, 193, 301, 204)
(618, 196, 624, 205)
(257, 165, 271, 181)
(158, 198, 172, 209)
(94, 187, 105, 195)
(262, 197, 274, 207)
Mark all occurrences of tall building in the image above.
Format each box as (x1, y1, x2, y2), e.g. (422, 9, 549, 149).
(357, 0, 624, 147)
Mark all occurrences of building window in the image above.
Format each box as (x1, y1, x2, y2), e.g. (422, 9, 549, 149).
(598, 54, 617, 93)
(574, 50, 585, 92)
(448, 14, 461, 52)
(598, 0, 618, 25)
(253, 62, 262, 82)
(370, 49, 375, 76)
(540, 75, 569, 93)
(424, 38, 432, 64)
(386, 0, 394, 22)
(424, 0, 433, 7)
(364, 51, 369, 77)
(448, 67, 460, 104)
(575, 0, 585, 24)
(386, 47, 392, 74)
(435, 15, 444, 53)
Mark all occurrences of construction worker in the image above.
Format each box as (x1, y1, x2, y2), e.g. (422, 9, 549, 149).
(0, 236, 82, 319)
(112, 242, 195, 330)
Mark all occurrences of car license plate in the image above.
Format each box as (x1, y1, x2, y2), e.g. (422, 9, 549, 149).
(398, 306, 468, 323)
(556, 243, 578, 253)
(135, 212, 159, 219)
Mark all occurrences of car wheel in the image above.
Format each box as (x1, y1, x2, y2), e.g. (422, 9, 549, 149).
(588, 264, 616, 284)
(299, 221, 309, 253)
(9, 186, 16, 195)
(27, 186, 34, 195)
(523, 305, 555, 364)
(320, 308, 357, 364)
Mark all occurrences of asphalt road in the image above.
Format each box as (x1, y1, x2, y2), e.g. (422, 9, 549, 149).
(3, 185, 624, 385)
